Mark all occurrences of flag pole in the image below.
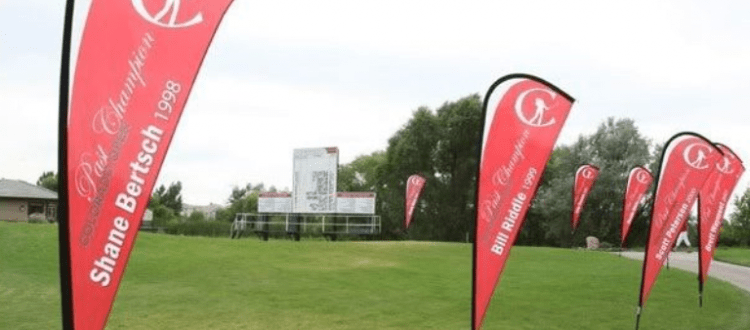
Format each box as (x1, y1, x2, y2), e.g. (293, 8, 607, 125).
(634, 306, 642, 330)
(57, 1, 76, 329)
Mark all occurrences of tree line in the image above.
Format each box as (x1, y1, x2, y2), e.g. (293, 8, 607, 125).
(332, 94, 750, 247)
(35, 95, 750, 246)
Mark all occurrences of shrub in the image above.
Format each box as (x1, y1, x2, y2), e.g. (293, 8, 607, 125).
(28, 213, 47, 224)
(164, 221, 232, 237)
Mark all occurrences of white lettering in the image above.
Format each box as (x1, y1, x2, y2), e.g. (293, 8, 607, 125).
(90, 216, 131, 287)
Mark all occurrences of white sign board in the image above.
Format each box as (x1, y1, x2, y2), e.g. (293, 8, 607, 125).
(336, 192, 376, 214)
(292, 147, 339, 213)
(258, 192, 292, 213)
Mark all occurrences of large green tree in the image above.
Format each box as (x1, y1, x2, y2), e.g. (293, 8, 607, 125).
(376, 95, 481, 241)
(216, 183, 268, 222)
(338, 151, 385, 192)
(148, 181, 183, 226)
(523, 118, 654, 247)
(36, 171, 58, 192)
(151, 181, 183, 214)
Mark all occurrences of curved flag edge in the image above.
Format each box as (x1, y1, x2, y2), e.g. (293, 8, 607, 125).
(635, 131, 724, 329)
(472, 73, 575, 330)
(696, 142, 744, 306)
(620, 166, 653, 247)
(571, 163, 600, 233)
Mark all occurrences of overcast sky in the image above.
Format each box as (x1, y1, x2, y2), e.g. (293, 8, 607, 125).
(2, 1, 749, 210)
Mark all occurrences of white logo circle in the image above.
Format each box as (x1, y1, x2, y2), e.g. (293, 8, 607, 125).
(132, 0, 204, 28)
(682, 143, 711, 170)
(582, 167, 595, 179)
(514, 87, 557, 128)
(716, 157, 733, 174)
(636, 169, 650, 184)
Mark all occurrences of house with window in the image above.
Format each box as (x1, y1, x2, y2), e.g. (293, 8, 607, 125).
(0, 179, 58, 222)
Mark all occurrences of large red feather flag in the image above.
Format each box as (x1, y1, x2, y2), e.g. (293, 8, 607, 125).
(621, 166, 653, 247)
(571, 164, 599, 232)
(60, 1, 234, 329)
(635, 132, 722, 329)
(404, 174, 427, 229)
(697, 143, 744, 306)
(473, 74, 574, 329)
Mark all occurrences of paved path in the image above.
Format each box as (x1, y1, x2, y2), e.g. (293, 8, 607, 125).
(619, 251, 750, 293)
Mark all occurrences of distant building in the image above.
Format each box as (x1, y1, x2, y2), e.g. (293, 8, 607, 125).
(0, 179, 58, 222)
(181, 203, 222, 220)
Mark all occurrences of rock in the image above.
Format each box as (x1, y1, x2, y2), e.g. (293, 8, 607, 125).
(586, 236, 600, 249)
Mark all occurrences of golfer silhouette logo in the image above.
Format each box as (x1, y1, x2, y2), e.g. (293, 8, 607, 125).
(682, 143, 711, 170)
(636, 170, 649, 184)
(410, 176, 423, 186)
(132, 0, 204, 28)
(582, 167, 595, 179)
(514, 87, 557, 128)
(716, 156, 733, 174)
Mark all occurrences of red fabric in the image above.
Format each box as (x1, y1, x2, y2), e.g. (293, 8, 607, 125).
(621, 167, 653, 246)
(474, 76, 573, 329)
(698, 145, 744, 283)
(639, 133, 721, 307)
(404, 174, 426, 229)
(67, 1, 234, 328)
(571, 164, 600, 231)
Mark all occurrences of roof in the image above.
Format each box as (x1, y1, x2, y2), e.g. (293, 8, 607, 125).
(0, 179, 58, 200)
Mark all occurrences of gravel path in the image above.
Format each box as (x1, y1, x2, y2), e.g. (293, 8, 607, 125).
(619, 251, 750, 293)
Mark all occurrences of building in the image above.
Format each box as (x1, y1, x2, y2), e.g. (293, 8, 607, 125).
(0, 179, 58, 222)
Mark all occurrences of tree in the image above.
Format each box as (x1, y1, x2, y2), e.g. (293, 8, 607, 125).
(151, 181, 183, 214)
(524, 117, 654, 247)
(151, 204, 177, 227)
(217, 183, 269, 222)
(187, 211, 207, 222)
(727, 187, 750, 246)
(338, 151, 385, 192)
(148, 181, 183, 226)
(376, 95, 481, 241)
(36, 171, 58, 192)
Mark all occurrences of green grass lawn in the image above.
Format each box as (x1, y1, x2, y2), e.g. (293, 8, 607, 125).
(2, 221, 749, 329)
(714, 247, 750, 267)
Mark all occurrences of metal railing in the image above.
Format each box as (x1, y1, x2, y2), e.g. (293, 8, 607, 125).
(231, 213, 381, 240)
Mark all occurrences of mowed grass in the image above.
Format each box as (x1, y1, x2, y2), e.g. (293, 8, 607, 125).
(2, 222, 750, 329)
(715, 247, 750, 267)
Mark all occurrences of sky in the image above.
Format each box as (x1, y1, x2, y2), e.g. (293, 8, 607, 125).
(2, 1, 750, 211)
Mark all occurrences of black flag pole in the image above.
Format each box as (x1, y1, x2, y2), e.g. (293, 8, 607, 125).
(58, 1, 76, 329)
(634, 306, 642, 330)
(697, 195, 704, 308)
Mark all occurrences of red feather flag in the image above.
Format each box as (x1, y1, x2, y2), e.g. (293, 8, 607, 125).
(635, 132, 722, 328)
(473, 74, 574, 329)
(621, 166, 653, 247)
(571, 164, 599, 231)
(61, 1, 234, 329)
(404, 174, 427, 229)
(697, 143, 744, 305)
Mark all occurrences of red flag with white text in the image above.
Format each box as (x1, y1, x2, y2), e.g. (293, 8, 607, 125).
(571, 164, 599, 231)
(66, 1, 234, 328)
(621, 166, 653, 247)
(698, 144, 744, 291)
(638, 133, 722, 311)
(404, 174, 426, 229)
(473, 74, 574, 329)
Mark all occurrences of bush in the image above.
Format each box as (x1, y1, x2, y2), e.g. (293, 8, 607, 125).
(599, 241, 614, 249)
(28, 213, 48, 224)
(164, 221, 232, 237)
